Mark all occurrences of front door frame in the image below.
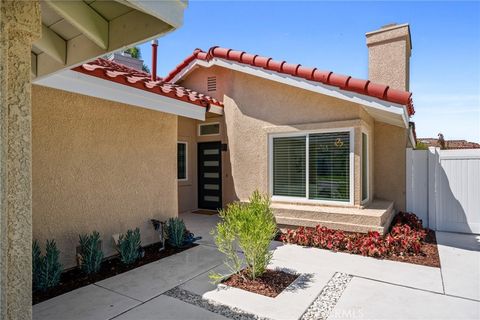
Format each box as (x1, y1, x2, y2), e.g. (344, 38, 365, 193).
(197, 141, 222, 210)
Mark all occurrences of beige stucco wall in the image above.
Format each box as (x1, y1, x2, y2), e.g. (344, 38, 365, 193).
(179, 67, 378, 208)
(32, 85, 178, 268)
(374, 122, 407, 211)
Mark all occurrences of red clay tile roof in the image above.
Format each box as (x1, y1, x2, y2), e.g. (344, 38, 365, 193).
(164, 47, 414, 116)
(72, 58, 223, 109)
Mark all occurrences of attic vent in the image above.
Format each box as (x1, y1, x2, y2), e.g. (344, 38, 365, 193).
(207, 76, 216, 92)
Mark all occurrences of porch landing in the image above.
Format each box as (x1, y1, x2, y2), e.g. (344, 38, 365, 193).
(273, 199, 395, 234)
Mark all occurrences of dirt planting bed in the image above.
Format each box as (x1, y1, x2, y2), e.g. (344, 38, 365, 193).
(222, 269, 299, 298)
(33, 242, 197, 304)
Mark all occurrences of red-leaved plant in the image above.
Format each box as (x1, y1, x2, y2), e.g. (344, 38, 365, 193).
(281, 212, 428, 258)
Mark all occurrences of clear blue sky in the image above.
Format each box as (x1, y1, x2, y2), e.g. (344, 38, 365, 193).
(138, 1, 480, 142)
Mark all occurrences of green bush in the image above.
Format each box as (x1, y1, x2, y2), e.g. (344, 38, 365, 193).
(32, 240, 42, 291)
(117, 228, 142, 265)
(33, 240, 63, 291)
(167, 218, 186, 248)
(210, 190, 277, 282)
(78, 231, 104, 274)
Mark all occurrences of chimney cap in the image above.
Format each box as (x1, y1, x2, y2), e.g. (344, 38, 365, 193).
(151, 39, 158, 46)
(366, 23, 412, 50)
(381, 23, 398, 29)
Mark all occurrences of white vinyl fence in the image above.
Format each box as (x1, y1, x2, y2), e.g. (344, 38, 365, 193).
(407, 147, 480, 234)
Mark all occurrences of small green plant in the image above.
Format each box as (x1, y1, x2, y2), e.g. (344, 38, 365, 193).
(166, 218, 186, 248)
(32, 240, 42, 291)
(33, 239, 63, 291)
(117, 228, 142, 265)
(78, 231, 104, 274)
(210, 190, 277, 283)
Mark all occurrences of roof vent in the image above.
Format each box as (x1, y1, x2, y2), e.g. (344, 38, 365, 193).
(207, 76, 216, 92)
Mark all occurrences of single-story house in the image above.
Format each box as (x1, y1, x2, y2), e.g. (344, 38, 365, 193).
(33, 23, 416, 268)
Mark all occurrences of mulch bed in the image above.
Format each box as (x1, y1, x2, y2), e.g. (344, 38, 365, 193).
(387, 229, 440, 268)
(33, 242, 197, 305)
(222, 269, 299, 298)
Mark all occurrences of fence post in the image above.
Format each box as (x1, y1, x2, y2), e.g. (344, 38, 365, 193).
(427, 147, 439, 230)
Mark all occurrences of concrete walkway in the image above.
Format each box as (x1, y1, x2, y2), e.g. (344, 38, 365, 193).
(33, 212, 480, 320)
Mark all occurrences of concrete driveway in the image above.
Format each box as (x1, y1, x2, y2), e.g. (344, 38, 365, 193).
(33, 213, 480, 320)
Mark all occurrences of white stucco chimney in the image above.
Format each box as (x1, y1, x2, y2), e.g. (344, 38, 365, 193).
(366, 23, 412, 91)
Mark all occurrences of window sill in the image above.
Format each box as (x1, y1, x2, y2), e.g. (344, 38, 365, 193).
(271, 196, 354, 208)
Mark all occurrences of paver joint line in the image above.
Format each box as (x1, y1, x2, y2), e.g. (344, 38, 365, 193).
(93, 284, 143, 303)
(352, 274, 479, 301)
(107, 253, 225, 320)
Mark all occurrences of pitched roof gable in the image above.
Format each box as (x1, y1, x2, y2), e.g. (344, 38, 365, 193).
(164, 47, 414, 116)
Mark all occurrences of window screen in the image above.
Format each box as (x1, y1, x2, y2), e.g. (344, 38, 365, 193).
(273, 136, 306, 197)
(309, 132, 350, 202)
(199, 123, 220, 136)
(177, 143, 187, 180)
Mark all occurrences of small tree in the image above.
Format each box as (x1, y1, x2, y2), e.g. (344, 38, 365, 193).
(210, 190, 277, 282)
(78, 231, 104, 274)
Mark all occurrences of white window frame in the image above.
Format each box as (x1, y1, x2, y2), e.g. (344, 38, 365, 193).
(198, 122, 220, 137)
(268, 127, 354, 206)
(177, 141, 188, 181)
(361, 130, 370, 204)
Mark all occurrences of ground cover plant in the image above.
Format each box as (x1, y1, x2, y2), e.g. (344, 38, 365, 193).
(281, 212, 440, 267)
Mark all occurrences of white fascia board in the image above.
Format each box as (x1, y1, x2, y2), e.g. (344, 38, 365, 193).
(124, 0, 185, 29)
(172, 58, 409, 128)
(207, 104, 224, 115)
(35, 70, 205, 121)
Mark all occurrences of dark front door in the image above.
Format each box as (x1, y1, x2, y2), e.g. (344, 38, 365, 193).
(198, 141, 222, 210)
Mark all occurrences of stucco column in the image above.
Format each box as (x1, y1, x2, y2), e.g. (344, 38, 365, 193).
(0, 1, 41, 319)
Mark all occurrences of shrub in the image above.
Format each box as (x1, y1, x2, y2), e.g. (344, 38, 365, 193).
(117, 228, 142, 265)
(33, 240, 63, 291)
(210, 190, 277, 282)
(32, 240, 42, 291)
(166, 218, 186, 248)
(391, 212, 424, 231)
(78, 231, 104, 274)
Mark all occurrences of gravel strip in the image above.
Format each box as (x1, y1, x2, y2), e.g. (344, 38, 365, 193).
(164, 287, 270, 320)
(300, 272, 353, 320)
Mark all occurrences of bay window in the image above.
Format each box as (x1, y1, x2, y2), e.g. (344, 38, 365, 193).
(271, 130, 352, 203)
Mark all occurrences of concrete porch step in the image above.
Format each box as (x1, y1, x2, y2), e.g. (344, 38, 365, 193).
(273, 200, 395, 234)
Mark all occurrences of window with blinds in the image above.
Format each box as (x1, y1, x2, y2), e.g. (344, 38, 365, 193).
(177, 142, 187, 180)
(272, 131, 351, 202)
(309, 132, 350, 201)
(273, 136, 306, 197)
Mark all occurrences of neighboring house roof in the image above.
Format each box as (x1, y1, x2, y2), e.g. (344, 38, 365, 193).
(164, 47, 414, 116)
(419, 138, 480, 149)
(73, 58, 223, 109)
